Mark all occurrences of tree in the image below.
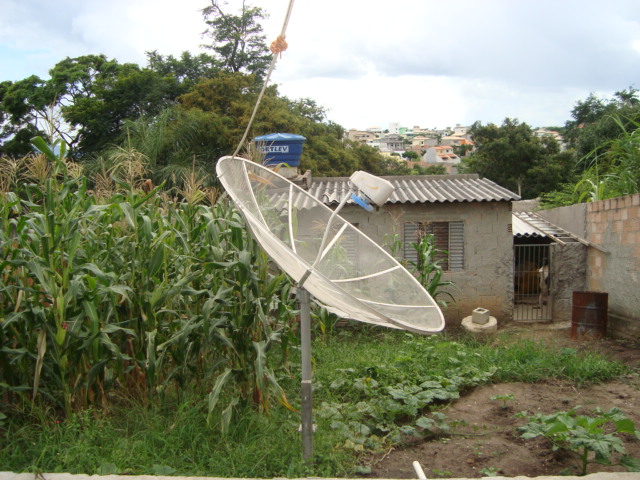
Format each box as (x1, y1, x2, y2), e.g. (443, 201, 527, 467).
(0, 75, 57, 155)
(564, 88, 640, 162)
(460, 118, 575, 199)
(0, 55, 188, 158)
(177, 72, 386, 177)
(543, 114, 640, 207)
(402, 150, 419, 161)
(202, 0, 271, 78)
(420, 165, 447, 175)
(145, 50, 219, 87)
(60, 61, 182, 156)
(452, 143, 473, 157)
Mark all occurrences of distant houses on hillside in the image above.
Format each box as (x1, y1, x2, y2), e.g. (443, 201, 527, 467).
(347, 123, 566, 173)
(347, 124, 474, 174)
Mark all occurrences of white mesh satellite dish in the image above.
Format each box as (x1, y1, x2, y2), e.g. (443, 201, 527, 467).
(216, 156, 445, 333)
(216, 155, 445, 459)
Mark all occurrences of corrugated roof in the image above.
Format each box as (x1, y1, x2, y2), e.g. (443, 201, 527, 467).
(512, 212, 604, 251)
(512, 212, 548, 238)
(308, 174, 520, 206)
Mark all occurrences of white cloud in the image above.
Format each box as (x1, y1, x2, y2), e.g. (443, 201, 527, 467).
(1, 0, 639, 129)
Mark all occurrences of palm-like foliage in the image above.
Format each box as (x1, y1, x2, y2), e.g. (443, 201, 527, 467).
(544, 115, 640, 207)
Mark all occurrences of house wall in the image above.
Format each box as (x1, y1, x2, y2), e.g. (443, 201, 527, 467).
(337, 201, 514, 327)
(586, 194, 640, 339)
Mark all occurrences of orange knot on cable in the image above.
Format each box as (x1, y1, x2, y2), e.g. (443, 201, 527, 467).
(270, 35, 288, 57)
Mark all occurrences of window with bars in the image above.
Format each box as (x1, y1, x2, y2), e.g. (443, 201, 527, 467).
(403, 221, 464, 272)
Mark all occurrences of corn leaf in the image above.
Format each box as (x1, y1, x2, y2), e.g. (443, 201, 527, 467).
(207, 368, 233, 428)
(32, 329, 47, 399)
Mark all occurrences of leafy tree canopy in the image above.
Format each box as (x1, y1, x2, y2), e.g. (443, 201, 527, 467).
(202, 0, 271, 78)
(145, 50, 219, 87)
(460, 118, 576, 199)
(564, 87, 640, 162)
(0, 75, 56, 155)
(542, 114, 640, 208)
(0, 53, 217, 157)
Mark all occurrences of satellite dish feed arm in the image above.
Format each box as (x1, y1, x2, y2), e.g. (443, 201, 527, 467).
(300, 174, 394, 288)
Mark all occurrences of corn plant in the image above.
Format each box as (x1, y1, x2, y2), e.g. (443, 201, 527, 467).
(1, 136, 298, 423)
(2, 139, 139, 415)
(409, 234, 458, 308)
(203, 206, 297, 431)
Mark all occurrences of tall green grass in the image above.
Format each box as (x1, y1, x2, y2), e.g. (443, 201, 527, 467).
(444, 330, 629, 385)
(1, 399, 351, 477)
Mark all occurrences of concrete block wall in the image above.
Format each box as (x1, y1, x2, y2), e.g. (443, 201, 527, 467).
(538, 202, 587, 239)
(586, 193, 640, 339)
(341, 201, 514, 326)
(549, 242, 587, 323)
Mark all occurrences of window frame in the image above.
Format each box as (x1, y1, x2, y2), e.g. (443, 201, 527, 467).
(403, 220, 464, 272)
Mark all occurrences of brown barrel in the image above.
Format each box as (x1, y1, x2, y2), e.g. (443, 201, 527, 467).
(571, 291, 608, 340)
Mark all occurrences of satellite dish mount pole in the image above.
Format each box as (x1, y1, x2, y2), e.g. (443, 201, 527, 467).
(296, 186, 354, 462)
(298, 286, 313, 462)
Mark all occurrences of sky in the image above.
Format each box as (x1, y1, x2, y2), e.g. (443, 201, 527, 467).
(1, 0, 639, 131)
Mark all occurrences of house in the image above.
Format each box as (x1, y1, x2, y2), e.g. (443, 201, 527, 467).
(453, 124, 469, 136)
(411, 136, 438, 149)
(368, 134, 405, 153)
(347, 129, 377, 143)
(441, 135, 464, 146)
(422, 146, 462, 173)
(306, 174, 520, 325)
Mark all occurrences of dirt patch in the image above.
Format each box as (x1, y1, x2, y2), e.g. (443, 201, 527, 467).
(365, 325, 640, 478)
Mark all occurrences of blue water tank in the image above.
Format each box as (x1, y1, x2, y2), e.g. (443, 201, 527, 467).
(254, 133, 306, 167)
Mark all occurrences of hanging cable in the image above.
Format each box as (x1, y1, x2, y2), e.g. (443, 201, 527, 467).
(232, 0, 296, 158)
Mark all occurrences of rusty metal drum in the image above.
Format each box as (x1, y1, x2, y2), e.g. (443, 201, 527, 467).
(571, 291, 608, 340)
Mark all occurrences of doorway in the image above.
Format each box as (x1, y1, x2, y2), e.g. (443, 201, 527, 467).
(514, 244, 551, 322)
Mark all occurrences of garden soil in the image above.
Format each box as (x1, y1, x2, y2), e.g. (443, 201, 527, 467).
(363, 324, 640, 479)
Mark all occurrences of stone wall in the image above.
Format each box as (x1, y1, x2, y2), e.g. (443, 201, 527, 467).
(339, 201, 514, 326)
(586, 194, 640, 340)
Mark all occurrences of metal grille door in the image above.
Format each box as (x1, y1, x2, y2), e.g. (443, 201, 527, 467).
(514, 244, 552, 322)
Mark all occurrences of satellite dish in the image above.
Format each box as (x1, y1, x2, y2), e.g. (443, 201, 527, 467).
(216, 155, 445, 460)
(216, 156, 445, 333)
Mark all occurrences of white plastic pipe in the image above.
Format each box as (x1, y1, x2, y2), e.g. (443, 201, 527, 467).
(413, 461, 427, 480)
